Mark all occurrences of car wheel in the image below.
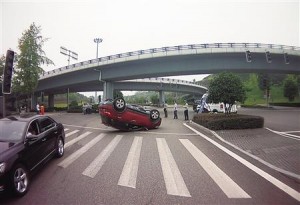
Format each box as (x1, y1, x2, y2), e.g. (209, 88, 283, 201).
(113, 98, 126, 112)
(56, 137, 64, 158)
(150, 109, 160, 120)
(10, 164, 29, 197)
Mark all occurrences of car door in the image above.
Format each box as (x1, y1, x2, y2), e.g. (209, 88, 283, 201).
(22, 120, 45, 171)
(38, 117, 58, 158)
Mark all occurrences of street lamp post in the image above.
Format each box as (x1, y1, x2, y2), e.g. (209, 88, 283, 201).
(94, 38, 103, 59)
(94, 38, 103, 103)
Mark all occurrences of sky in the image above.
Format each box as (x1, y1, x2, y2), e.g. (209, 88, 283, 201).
(1, 0, 299, 96)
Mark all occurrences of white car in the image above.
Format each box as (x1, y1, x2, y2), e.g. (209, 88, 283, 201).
(197, 103, 237, 113)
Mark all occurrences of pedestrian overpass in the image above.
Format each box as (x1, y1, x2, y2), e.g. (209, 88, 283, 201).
(36, 43, 300, 106)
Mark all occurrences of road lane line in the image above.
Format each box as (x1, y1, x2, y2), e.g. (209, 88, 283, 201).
(184, 123, 300, 202)
(65, 130, 80, 138)
(82, 135, 123, 178)
(64, 128, 69, 132)
(156, 138, 191, 197)
(65, 131, 92, 148)
(266, 128, 300, 140)
(58, 134, 105, 168)
(180, 139, 250, 198)
(118, 136, 143, 188)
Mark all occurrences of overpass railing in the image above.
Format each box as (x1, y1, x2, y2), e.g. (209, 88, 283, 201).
(40, 43, 300, 79)
(122, 77, 207, 89)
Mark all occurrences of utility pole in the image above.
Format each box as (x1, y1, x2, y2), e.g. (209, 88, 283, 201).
(60, 46, 78, 66)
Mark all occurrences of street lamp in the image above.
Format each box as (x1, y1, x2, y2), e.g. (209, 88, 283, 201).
(94, 38, 103, 103)
(94, 38, 103, 58)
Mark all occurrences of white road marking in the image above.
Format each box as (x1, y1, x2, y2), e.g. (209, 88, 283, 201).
(118, 136, 143, 188)
(266, 128, 300, 140)
(63, 124, 113, 131)
(211, 130, 300, 180)
(58, 134, 105, 168)
(180, 139, 250, 198)
(82, 135, 123, 178)
(156, 138, 191, 197)
(65, 131, 92, 148)
(64, 128, 69, 132)
(184, 123, 300, 202)
(65, 130, 80, 138)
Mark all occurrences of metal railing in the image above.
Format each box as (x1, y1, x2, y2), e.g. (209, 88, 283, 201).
(40, 43, 300, 79)
(122, 77, 207, 89)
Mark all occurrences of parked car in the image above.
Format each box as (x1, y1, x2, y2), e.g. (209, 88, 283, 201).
(0, 114, 65, 197)
(99, 98, 161, 131)
(196, 103, 237, 113)
(82, 103, 92, 114)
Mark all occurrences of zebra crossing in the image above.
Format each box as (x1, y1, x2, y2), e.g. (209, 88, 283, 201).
(61, 127, 251, 199)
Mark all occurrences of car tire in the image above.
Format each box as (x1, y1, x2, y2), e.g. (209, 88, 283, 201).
(150, 109, 160, 121)
(10, 164, 29, 197)
(56, 137, 64, 158)
(113, 98, 126, 112)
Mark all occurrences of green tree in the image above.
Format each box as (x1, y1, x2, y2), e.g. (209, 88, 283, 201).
(113, 90, 124, 99)
(208, 72, 246, 114)
(13, 23, 54, 106)
(150, 93, 159, 105)
(283, 75, 298, 102)
(0, 55, 5, 77)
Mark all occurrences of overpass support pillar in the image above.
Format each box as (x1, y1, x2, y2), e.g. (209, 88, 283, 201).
(103, 81, 114, 100)
(48, 94, 55, 108)
(159, 90, 165, 107)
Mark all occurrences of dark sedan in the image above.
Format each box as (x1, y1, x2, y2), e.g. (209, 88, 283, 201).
(99, 98, 161, 131)
(0, 114, 65, 197)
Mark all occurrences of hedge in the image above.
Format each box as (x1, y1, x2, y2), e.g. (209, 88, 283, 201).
(193, 113, 264, 130)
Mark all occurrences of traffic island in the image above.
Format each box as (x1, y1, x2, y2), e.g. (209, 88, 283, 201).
(193, 113, 264, 130)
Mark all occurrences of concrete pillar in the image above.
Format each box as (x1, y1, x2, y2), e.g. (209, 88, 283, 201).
(103, 81, 114, 100)
(31, 93, 38, 110)
(159, 90, 165, 107)
(48, 94, 54, 108)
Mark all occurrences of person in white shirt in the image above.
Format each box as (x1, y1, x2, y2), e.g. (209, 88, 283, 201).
(184, 101, 189, 120)
(36, 103, 40, 114)
(173, 102, 178, 119)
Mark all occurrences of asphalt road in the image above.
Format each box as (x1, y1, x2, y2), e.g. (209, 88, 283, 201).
(1, 107, 300, 204)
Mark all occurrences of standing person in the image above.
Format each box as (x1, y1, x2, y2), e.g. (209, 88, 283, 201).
(40, 104, 45, 115)
(36, 103, 40, 114)
(173, 101, 178, 119)
(163, 102, 168, 118)
(184, 101, 189, 121)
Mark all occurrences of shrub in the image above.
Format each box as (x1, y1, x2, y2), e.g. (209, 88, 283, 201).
(193, 113, 264, 130)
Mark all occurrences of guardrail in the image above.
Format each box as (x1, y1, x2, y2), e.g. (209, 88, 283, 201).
(40, 43, 300, 79)
(122, 77, 207, 89)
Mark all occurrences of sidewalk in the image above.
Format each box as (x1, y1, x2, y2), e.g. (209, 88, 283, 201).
(214, 128, 300, 179)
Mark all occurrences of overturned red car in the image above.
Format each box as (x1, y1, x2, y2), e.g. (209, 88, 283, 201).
(99, 98, 161, 131)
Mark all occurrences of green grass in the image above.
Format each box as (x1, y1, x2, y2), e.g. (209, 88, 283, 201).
(243, 85, 299, 106)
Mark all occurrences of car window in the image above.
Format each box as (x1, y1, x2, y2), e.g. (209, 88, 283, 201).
(39, 117, 55, 132)
(27, 120, 39, 136)
(0, 121, 27, 142)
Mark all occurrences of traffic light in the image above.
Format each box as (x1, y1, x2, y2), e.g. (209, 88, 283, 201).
(245, 50, 252, 62)
(2, 50, 15, 94)
(265, 51, 271, 63)
(284, 53, 289, 64)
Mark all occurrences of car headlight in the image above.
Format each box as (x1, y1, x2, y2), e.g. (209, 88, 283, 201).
(0, 163, 6, 174)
